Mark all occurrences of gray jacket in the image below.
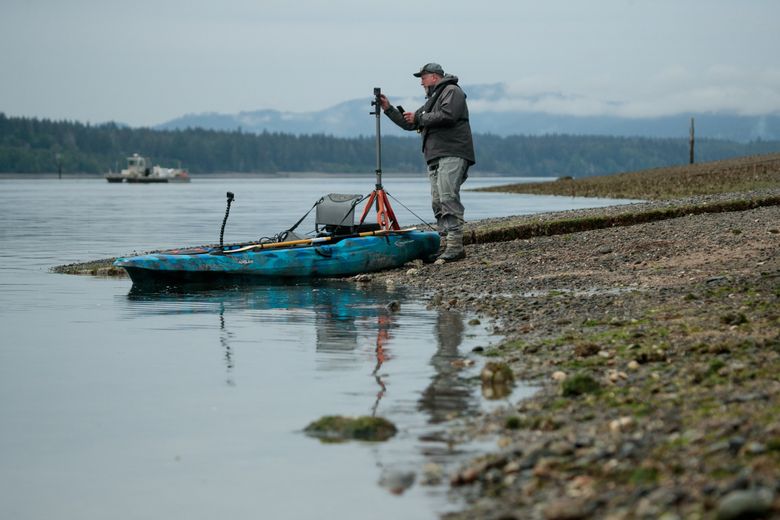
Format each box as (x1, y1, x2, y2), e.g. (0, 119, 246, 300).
(384, 74, 475, 166)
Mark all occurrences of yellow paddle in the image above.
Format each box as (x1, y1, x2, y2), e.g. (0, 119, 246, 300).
(224, 227, 418, 254)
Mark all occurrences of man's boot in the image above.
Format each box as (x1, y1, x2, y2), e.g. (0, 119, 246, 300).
(438, 231, 465, 262)
(424, 232, 447, 263)
(435, 232, 447, 257)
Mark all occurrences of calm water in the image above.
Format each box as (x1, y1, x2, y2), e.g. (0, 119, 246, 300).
(0, 176, 632, 519)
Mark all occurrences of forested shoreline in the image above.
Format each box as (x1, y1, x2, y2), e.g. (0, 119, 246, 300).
(2, 113, 778, 177)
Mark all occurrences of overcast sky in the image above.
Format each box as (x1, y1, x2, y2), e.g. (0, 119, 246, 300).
(2, 0, 778, 127)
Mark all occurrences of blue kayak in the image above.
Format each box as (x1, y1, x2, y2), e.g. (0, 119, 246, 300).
(114, 229, 439, 287)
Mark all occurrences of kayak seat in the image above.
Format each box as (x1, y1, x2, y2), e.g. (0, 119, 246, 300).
(316, 193, 380, 236)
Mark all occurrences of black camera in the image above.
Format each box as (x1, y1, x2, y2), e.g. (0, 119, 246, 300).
(371, 87, 382, 112)
(371, 87, 385, 116)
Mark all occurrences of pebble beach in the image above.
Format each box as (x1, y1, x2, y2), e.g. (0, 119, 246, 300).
(362, 170, 780, 518)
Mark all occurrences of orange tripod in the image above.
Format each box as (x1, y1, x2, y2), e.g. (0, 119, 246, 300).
(359, 187, 400, 230)
(359, 87, 401, 231)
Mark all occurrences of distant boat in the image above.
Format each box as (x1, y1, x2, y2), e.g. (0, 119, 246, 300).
(105, 153, 190, 183)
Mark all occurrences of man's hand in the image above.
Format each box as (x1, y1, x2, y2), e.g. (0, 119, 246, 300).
(379, 94, 390, 110)
(403, 112, 415, 124)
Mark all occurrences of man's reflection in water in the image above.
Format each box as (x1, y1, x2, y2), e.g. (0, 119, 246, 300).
(418, 309, 478, 424)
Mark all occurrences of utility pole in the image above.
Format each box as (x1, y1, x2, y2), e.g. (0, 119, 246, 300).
(56, 153, 62, 179)
(689, 117, 695, 164)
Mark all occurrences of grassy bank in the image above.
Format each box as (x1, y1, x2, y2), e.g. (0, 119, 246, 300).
(464, 191, 780, 246)
(475, 153, 780, 200)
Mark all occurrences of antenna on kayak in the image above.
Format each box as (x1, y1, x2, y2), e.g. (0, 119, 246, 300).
(220, 192, 235, 250)
(359, 87, 400, 231)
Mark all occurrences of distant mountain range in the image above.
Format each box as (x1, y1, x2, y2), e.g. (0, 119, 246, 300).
(157, 83, 780, 142)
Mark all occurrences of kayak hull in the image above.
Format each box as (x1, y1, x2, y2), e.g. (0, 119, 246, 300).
(114, 230, 439, 287)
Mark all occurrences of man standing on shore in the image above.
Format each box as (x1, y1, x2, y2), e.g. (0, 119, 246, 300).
(379, 63, 475, 262)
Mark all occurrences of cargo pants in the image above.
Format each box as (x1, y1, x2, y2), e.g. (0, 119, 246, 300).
(427, 156, 469, 255)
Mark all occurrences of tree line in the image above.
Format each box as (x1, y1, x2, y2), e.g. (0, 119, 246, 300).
(1, 112, 778, 177)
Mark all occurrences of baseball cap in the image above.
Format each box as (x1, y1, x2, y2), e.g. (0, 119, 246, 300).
(413, 63, 444, 77)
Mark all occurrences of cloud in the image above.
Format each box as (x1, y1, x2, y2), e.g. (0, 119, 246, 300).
(467, 66, 780, 117)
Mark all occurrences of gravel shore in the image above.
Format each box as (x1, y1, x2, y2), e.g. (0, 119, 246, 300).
(361, 189, 780, 519)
